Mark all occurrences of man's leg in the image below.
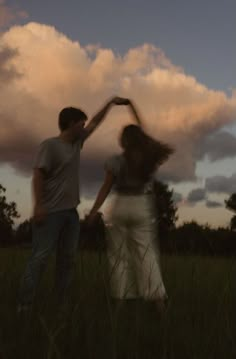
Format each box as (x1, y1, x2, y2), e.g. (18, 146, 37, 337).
(55, 209, 80, 305)
(18, 213, 63, 309)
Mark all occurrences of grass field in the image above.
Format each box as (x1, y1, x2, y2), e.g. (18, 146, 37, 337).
(0, 248, 236, 359)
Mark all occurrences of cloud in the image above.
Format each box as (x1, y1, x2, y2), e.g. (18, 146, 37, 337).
(0, 45, 20, 82)
(205, 174, 236, 194)
(0, 22, 236, 190)
(172, 192, 183, 204)
(205, 200, 223, 208)
(198, 131, 236, 162)
(0, 1, 28, 28)
(187, 188, 206, 204)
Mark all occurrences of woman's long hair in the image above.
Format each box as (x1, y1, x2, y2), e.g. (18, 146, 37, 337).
(120, 125, 174, 182)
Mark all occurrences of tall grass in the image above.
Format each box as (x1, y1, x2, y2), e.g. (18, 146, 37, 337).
(0, 248, 236, 359)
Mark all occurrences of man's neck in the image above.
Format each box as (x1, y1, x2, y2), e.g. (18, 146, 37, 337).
(59, 132, 74, 144)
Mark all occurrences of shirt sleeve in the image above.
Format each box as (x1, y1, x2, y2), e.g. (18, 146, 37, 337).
(104, 155, 122, 176)
(33, 140, 52, 173)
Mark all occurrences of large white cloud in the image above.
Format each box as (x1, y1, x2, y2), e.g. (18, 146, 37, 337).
(0, 22, 236, 188)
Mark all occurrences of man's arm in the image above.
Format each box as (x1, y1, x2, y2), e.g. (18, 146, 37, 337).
(32, 168, 47, 223)
(82, 97, 129, 141)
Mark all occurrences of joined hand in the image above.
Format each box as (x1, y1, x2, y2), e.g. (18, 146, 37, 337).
(111, 97, 130, 106)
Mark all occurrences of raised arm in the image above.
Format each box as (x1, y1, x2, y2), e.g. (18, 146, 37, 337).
(83, 97, 129, 141)
(86, 171, 114, 223)
(127, 99, 143, 127)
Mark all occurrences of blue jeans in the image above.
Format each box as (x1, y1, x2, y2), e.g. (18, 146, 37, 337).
(19, 209, 80, 306)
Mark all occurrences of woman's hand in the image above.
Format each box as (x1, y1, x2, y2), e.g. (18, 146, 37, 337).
(111, 97, 130, 106)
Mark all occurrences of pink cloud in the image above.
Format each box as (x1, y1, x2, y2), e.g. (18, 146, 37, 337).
(0, 22, 235, 184)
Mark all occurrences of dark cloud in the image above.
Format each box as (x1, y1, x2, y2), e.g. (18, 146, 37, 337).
(187, 188, 206, 204)
(172, 192, 183, 204)
(0, 46, 21, 82)
(205, 174, 236, 194)
(80, 155, 110, 198)
(0, 97, 54, 175)
(158, 150, 197, 183)
(206, 200, 223, 208)
(198, 131, 236, 162)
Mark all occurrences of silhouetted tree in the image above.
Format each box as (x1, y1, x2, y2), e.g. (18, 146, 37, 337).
(0, 184, 20, 245)
(229, 216, 236, 231)
(225, 193, 236, 212)
(153, 180, 178, 238)
(15, 218, 32, 245)
(225, 193, 236, 231)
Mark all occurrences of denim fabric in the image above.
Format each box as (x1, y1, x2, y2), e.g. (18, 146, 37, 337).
(19, 209, 80, 305)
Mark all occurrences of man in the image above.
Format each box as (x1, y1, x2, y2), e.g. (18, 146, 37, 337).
(18, 96, 129, 312)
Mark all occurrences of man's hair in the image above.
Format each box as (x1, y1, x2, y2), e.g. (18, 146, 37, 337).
(58, 107, 87, 131)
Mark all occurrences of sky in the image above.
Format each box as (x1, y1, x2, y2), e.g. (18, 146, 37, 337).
(0, 0, 235, 227)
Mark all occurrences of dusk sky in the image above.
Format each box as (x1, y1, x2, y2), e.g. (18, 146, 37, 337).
(0, 0, 235, 226)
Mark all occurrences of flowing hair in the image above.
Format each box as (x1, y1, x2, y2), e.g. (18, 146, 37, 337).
(120, 125, 174, 182)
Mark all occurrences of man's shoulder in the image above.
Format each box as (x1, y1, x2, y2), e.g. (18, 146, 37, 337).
(109, 153, 123, 162)
(108, 152, 122, 159)
(39, 137, 59, 147)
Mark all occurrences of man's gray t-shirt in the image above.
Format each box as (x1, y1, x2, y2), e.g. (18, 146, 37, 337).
(34, 137, 83, 213)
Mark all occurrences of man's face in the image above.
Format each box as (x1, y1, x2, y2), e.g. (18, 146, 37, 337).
(70, 119, 86, 139)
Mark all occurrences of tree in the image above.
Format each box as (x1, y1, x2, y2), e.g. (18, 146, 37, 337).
(153, 180, 178, 238)
(225, 193, 236, 212)
(15, 219, 32, 245)
(225, 193, 236, 231)
(0, 184, 20, 245)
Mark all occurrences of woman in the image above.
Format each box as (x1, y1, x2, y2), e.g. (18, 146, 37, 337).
(87, 101, 173, 312)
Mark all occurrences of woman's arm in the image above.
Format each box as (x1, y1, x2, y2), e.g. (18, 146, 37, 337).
(127, 100, 143, 127)
(87, 171, 114, 221)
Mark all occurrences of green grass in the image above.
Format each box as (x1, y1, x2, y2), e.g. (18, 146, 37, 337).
(0, 248, 236, 359)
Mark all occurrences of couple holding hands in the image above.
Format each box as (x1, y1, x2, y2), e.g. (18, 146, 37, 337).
(18, 96, 173, 314)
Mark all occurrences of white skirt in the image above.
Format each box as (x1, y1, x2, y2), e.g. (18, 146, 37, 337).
(106, 193, 167, 300)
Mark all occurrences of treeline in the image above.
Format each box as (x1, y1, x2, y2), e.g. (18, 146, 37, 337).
(79, 218, 236, 257)
(1, 182, 236, 256)
(161, 222, 236, 256)
(1, 216, 235, 257)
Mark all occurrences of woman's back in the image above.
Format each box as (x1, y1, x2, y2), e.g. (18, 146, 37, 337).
(106, 153, 154, 195)
(107, 124, 173, 194)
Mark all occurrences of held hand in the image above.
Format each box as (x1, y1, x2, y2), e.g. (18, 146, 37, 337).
(111, 97, 130, 106)
(85, 212, 98, 227)
(33, 204, 47, 224)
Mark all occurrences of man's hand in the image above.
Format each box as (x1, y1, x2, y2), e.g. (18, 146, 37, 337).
(33, 204, 47, 224)
(84, 212, 99, 227)
(83, 96, 131, 141)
